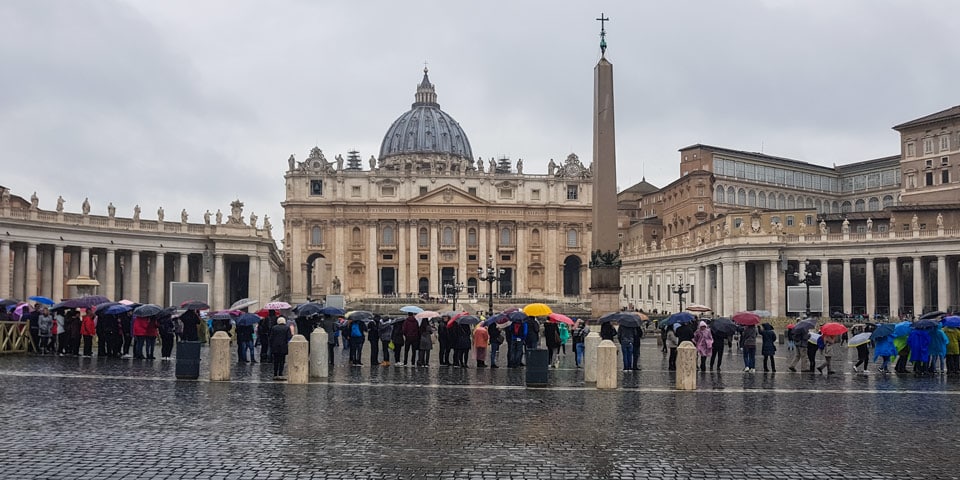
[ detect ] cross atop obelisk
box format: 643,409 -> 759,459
596,13 -> 609,55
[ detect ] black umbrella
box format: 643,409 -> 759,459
236,313 -> 261,327
180,300 -> 210,310
919,310 -> 945,320
133,304 -> 163,317
598,312 -> 642,327
62,295 -> 111,309
294,303 -> 326,317
0,299 -> 21,307
709,317 -> 738,336
913,319 -> 939,330
455,315 -> 481,325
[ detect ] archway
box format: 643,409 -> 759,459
306,253 -> 328,299
563,255 -> 582,296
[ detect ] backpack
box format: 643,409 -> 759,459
351,322 -> 362,338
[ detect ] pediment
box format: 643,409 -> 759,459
408,185 -> 488,206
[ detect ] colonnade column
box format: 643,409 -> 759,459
736,261 -> 747,313
715,264 -> 724,316
514,223 -> 525,295
0,241 -> 9,298
40,247 -> 53,297
67,249 -> 79,298
722,262 -> 734,316
842,259 -> 852,315
153,252 -> 165,306
25,243 -> 38,298
889,258 -> 900,319
769,259 -> 780,317
865,258 -> 875,318
12,246 -> 25,300
367,222 -> 378,295
398,221 -> 408,295
545,223 -> 558,296
213,253 -> 224,310
820,260 -> 830,316
248,254 -> 260,302
478,222 -> 488,296
52,246 -> 64,301
428,221 -> 439,297
696,266 -> 706,308
913,256 -> 924,315
179,253 -> 189,283
457,221 -> 467,286
130,251 -> 141,303
105,249 -> 116,300
408,221 -> 418,296
937,255 -> 948,312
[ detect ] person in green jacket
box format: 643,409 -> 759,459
558,322 -> 570,357
944,327 -> 960,375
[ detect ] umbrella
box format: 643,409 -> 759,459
662,311 -> 696,329
636,312 -> 649,321
102,304 -> 133,315
263,301 -> 291,310
93,301 -> 120,312
808,332 -> 821,344
415,311 -> 440,320
820,322 -> 848,336
794,319 -> 817,332
455,315 -> 481,325
919,310 -> 945,320
686,304 -> 711,313
345,310 -> 374,321
118,299 -> 136,306
62,295 -> 111,309
294,303 -> 325,317
547,312 -> 575,326
709,317 -> 738,336
913,319 -> 939,330
210,311 -> 236,321
133,304 -> 163,317
28,295 -> 55,306
180,300 -> 210,310
507,311 -> 528,322
750,310 -> 773,318
522,303 -> 552,317
942,316 -> 960,329
229,298 -> 259,310
732,311 -> 761,326
400,305 -> 424,314
598,312 -> 641,327
236,313 -> 261,327
870,323 -> 896,339
482,313 -> 508,327
892,321 -> 913,338
0,299 -> 20,307
12,303 -> 30,320
319,306 -> 346,316
847,332 -> 872,347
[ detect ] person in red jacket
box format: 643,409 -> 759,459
80,309 -> 97,357
132,316 -> 152,359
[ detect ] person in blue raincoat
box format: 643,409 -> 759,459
928,327 -> 948,374
908,328 -> 932,376
873,334 -> 898,373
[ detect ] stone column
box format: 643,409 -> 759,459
80,247 -> 90,277
309,329 -> 329,378
595,340 -> 618,390
429,221 -> 439,297
25,243 -> 38,298
153,252 -> 165,306
179,253 -> 189,283
209,331 -> 231,381
0,241 -> 9,298
676,341 -> 697,390
842,258 -> 852,315
67,248 -> 79,298
545,224 -> 559,296
937,256 -> 948,313
105,249 -> 116,300
334,220 -> 346,291
913,256 -> 924,315
584,331 -> 601,383
213,253 -> 224,310
398,221 -> 408,295
409,221 -> 418,296
736,261 -> 747,313
716,263 -> 724,317
458,221 -> 468,288
478,222 -> 488,295
704,265 -> 714,312
865,258 -> 875,319
130,251 -> 141,303
696,266 -> 706,308
12,245 -> 25,300
769,259 -> 780,317
248,254 -> 260,302
367,222 -> 378,295
52,245 -> 64,301
889,258 -> 900,319
722,262 -> 734,315
287,335 -> 309,384
40,247 -> 53,298
94,251 -> 106,293
821,260 -> 830,317
514,223 -> 526,295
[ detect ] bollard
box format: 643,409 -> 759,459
676,341 -> 697,390
584,331 -> 601,383
525,349 -> 549,387
310,329 -> 329,378
596,340 -> 618,390
288,334 -> 309,384
209,331 -> 231,382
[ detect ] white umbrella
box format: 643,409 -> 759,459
264,301 -> 292,310
847,332 -> 872,347
230,298 -> 258,310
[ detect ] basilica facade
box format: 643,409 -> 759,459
282,69 -> 595,304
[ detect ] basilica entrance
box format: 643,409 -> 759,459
380,267 -> 396,295
563,255 -> 581,296
306,253 -> 328,299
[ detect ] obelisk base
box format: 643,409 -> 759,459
591,287 -> 621,317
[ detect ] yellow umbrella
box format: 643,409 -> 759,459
523,303 -> 552,317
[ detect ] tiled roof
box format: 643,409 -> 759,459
892,105 -> 960,130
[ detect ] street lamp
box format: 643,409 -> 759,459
443,277 -> 466,312
793,259 -> 821,317
477,255 -> 505,315
669,274 -> 691,313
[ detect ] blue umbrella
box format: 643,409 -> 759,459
661,311 -> 696,329
294,303 -> 325,316
913,319 -> 939,330
482,313 -> 507,327
103,304 -> 133,315
507,311 -> 528,322
870,323 -> 896,340
942,316 -> 960,329
236,313 -> 261,327
400,305 -> 424,314
892,321 -> 913,338
28,296 -> 55,306
319,306 -> 346,316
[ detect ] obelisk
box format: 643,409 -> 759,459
589,13 -> 622,317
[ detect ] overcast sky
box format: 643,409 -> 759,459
3,1 -> 959,240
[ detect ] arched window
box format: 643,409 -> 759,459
832,201 -> 839,213
778,194 -> 786,209
854,199 -> 865,212
715,186 -> 725,203
841,201 -> 852,213
768,194 -> 777,209
816,199 -> 823,213
747,190 -> 756,207
442,226 -> 454,246
381,226 -> 394,245
310,226 -> 322,245
787,195 -> 795,209
467,228 -> 478,246
500,227 -> 512,246
531,228 -> 541,246
351,226 -> 362,245
566,229 -> 578,247
758,191 -> 767,208
737,188 -> 746,205
727,187 -> 736,204
805,197 -> 813,208
882,195 -> 894,208
868,197 -> 880,211
418,227 -> 429,247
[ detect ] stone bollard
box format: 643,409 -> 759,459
676,341 -> 697,391
287,335 -> 309,384
596,340 -> 619,390
209,331 -> 231,381
584,331 -> 601,383
310,329 -> 329,378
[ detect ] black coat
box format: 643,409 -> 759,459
544,323 -> 561,348
180,310 -> 200,341
269,323 -> 292,355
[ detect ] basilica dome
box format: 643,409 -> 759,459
379,69 -> 473,162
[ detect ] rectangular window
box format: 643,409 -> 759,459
468,254 -> 477,261
942,170 -> 950,184
856,225 -> 866,234
419,254 -> 428,260
906,142 -> 915,157
941,135 -> 950,152
733,217 -> 742,228
942,157 -> 950,166
867,173 -> 880,189
924,138 -> 934,154
926,159 -> 933,168
566,185 -> 578,200
351,186 -> 361,197
531,189 -> 541,200
419,186 -> 428,195
785,170 -> 794,187
310,180 -> 323,196
697,204 -> 704,212
697,186 -> 704,196
805,215 -> 813,225
926,172 -> 934,186
878,224 -> 887,233
468,187 -> 477,196
786,216 -> 794,226
382,254 -> 393,260
500,255 -> 511,262
744,163 -> 756,180
381,185 -> 395,196
499,188 -> 514,199
735,162 -> 745,178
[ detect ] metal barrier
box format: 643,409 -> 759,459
0,321 -> 35,354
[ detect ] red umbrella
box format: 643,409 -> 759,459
820,322 -> 848,336
732,311 -> 760,326
447,311 -> 470,328
548,312 -> 575,326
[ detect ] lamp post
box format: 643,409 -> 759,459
477,255 -> 505,315
793,259 -> 821,317
443,277 -> 466,312
669,274 -> 691,313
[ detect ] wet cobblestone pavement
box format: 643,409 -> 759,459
1,340 -> 958,479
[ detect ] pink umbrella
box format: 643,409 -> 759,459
12,303 -> 30,321
548,312 -> 575,326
